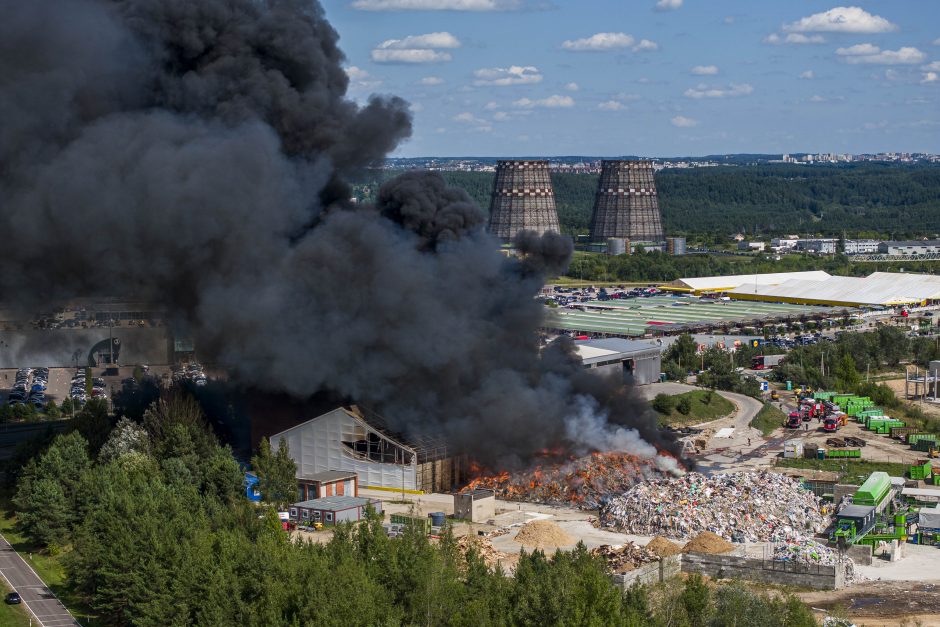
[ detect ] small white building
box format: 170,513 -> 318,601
844,240 -> 881,255
796,239 -> 838,254
737,241 -> 766,252
879,240 -> 940,255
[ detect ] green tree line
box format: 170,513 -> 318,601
355,164 -> 940,238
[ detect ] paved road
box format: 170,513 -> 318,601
0,535 -> 79,626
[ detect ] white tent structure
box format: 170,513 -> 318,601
727,271 -> 940,307
664,271 -> 832,294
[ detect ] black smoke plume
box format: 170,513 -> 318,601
0,0 -> 680,469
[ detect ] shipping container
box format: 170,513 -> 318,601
910,461 -> 933,481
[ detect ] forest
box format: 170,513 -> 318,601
3,385 -> 823,626
355,163 -> 940,238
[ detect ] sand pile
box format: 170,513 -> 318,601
682,531 -> 735,554
514,520 -> 575,548
646,536 -> 682,557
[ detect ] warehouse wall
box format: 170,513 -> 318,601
681,553 -> 844,590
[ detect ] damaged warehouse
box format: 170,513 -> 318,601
270,406 -> 458,493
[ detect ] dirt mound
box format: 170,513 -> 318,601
646,536 -> 682,557
682,531 -> 735,555
456,535 -> 507,569
514,520 -> 575,548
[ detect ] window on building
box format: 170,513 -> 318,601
313,511 -> 321,521
289,508 -> 297,519
325,512 -> 334,523
301,509 -> 310,520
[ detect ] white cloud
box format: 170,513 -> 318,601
345,66 -> 382,89
684,82 -> 753,99
800,70 -> 815,79
419,76 -> 444,85
564,82 -> 580,92
562,32 -> 634,51
473,65 -> 543,86
764,33 -> 826,45
353,0 -> 518,10
922,61 -> 940,72
934,38 -> 940,46
512,94 -> 575,108
492,111 -> 510,121
783,6 -> 898,34
671,115 -> 698,127
809,94 -> 845,103
483,101 -> 500,110
372,49 -> 451,63
836,44 -> 926,65
655,0 -> 682,11
452,112 -> 492,131
723,16 -> 735,25
633,39 -> 659,52
598,100 -> 625,111
923,72 -> 939,84
346,66 -> 370,80
691,65 -> 719,75
884,69 -> 900,81
372,32 -> 461,63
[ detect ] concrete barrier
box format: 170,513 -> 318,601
681,552 -> 845,590
611,555 -> 681,590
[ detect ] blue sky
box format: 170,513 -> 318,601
322,1 -> 940,157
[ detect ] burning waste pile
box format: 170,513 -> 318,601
599,471 -> 827,542
463,452 -> 676,509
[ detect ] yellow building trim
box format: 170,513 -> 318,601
726,292 -> 868,307
364,485 -> 424,495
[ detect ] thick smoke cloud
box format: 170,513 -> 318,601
0,0 -> 679,468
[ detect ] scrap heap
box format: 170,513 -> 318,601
772,538 -> 839,566
456,535 -> 508,569
599,471 -> 827,542
591,543 -> 659,574
462,452 -> 664,508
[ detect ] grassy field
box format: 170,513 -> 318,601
775,458 -> 911,485
0,495 -> 101,626
751,404 -> 786,436
0,579 -> 32,627
655,390 -> 735,427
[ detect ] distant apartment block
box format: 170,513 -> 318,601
844,239 -> 881,255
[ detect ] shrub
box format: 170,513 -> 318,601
677,396 -> 693,415
652,394 -> 676,415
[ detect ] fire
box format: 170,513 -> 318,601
461,451 -> 667,509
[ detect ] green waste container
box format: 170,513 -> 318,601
786,381 -> 793,391
817,448 -> 826,459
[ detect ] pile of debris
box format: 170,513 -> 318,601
682,531 -> 735,554
773,538 -> 839,566
646,536 -> 682,557
462,452 -> 664,508
456,535 -> 508,569
514,520 -> 575,548
590,543 -> 659,574
599,471 -> 826,542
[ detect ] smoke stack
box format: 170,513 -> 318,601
487,160 -> 561,240
589,160 -> 664,243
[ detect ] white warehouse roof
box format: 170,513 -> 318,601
666,271 -> 832,293
726,271 -> 940,307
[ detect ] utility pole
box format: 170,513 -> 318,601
108,305 -> 114,365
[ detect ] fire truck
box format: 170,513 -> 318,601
785,411 -> 803,429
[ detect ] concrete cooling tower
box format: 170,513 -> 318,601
486,160 -> 560,240
589,160 -> 664,243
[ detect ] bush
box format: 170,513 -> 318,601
677,396 -> 693,415
652,394 -> 676,415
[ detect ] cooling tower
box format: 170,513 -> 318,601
486,160 -> 560,240
589,160 -> 664,242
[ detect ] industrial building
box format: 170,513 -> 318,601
666,237 -> 686,256
288,495 -> 383,526
574,338 -> 662,385
664,271 -> 832,295
454,489 -> 496,522
844,240 -> 881,255
796,239 -> 838,254
589,160 -> 664,243
486,160 -> 560,240
725,271 -> 940,307
297,470 -> 358,502
879,240 -> 940,255
270,406 -> 457,494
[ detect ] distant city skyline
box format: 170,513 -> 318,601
323,1 -> 940,157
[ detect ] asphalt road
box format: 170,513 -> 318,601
0,535 -> 78,626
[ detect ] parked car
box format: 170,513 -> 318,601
5,591 -> 21,605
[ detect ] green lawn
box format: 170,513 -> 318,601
655,390 -> 735,427
0,496 -> 101,626
775,458 -> 912,485
751,404 -> 786,437
0,579 -> 32,627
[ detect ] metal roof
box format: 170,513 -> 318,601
727,271 -> 940,306
292,496 -> 377,511
837,504 -> 875,518
668,271 -> 832,292
299,470 -> 358,483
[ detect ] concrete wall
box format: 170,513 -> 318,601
0,328 -> 170,368
454,492 -> 496,522
611,555 -> 681,590
681,552 -> 844,590
846,543 -> 872,566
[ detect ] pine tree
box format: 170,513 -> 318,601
251,437 -> 297,507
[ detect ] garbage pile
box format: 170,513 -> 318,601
590,543 -> 659,574
456,535 -> 508,569
599,471 -> 827,542
462,452 -> 664,509
773,538 -> 839,566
